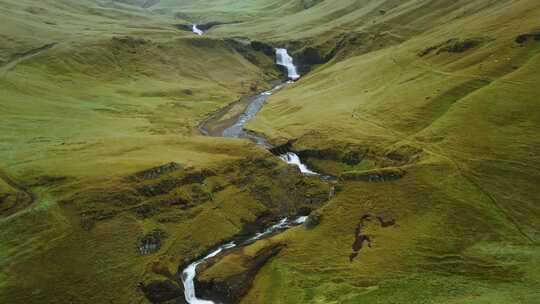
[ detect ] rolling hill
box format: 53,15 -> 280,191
1,0 -> 539,303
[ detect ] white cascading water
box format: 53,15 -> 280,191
245,218 -> 289,243
181,217 -> 307,304
182,242 -> 236,304
295,216 -> 309,224
279,152 -> 319,175
275,48 -> 300,80
273,51 -> 318,175
192,24 -> 204,36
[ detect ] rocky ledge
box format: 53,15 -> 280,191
340,167 -> 406,182
140,279 -> 186,303
194,241 -> 285,304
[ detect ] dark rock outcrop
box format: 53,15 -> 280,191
438,38 -> 482,53
136,169 -> 215,197
236,211 -> 280,239
140,279 -> 185,303
349,215 -> 372,262
384,144 -> 424,166
80,209 -> 117,231
296,148 -> 340,161
132,204 -> 160,219
196,243 -> 285,304
418,38 -> 484,57
139,229 -> 168,255
305,212 -> 321,229
130,162 -> 182,181
377,216 -> 396,228
173,24 -> 192,32
342,151 -> 363,166
181,169 -> 216,184
515,32 -> 540,44
349,214 -> 396,261
269,141 -> 294,155
250,41 -> 274,56
340,168 -> 405,182
297,147 -> 368,165
299,47 -> 326,65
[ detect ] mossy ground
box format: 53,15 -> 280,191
1,0 -> 540,303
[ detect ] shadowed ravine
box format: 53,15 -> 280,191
183,32 -> 321,303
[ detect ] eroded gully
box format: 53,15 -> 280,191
182,32 -> 322,304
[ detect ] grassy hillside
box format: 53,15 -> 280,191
1,0 -> 539,303
239,0 -> 540,303
0,1 -> 286,303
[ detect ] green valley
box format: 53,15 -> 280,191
1,1 -> 539,303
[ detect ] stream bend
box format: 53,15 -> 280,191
183,47 -> 317,304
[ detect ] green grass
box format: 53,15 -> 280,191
1,0 -> 540,303
233,1 -> 540,302
0,1 -> 283,302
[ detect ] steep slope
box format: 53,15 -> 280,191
234,0 -> 540,303
154,0 -> 540,302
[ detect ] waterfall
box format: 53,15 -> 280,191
279,152 -> 319,175
180,217 -> 307,304
182,242 -> 236,304
192,24 -> 204,36
275,48 -> 300,80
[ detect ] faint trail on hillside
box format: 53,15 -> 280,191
445,156 -> 536,244
0,43 -> 56,74
351,109 -> 536,244
351,101 -> 536,244
407,56 -> 538,244
415,60 -> 525,86
0,169 -> 37,217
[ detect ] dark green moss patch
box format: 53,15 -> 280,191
140,279 -> 185,303
139,228 -> 168,255
129,162 -> 182,181
515,32 -> 540,44
419,38 -> 485,57
340,167 -> 406,182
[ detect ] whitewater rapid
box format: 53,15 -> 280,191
220,82 -> 317,175
182,242 -> 235,304
279,152 -> 319,175
181,216 -> 308,303
192,24 -> 204,36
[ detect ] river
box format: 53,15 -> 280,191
182,41 -> 318,304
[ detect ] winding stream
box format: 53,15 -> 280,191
181,217 -> 308,303
182,47 -> 317,304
